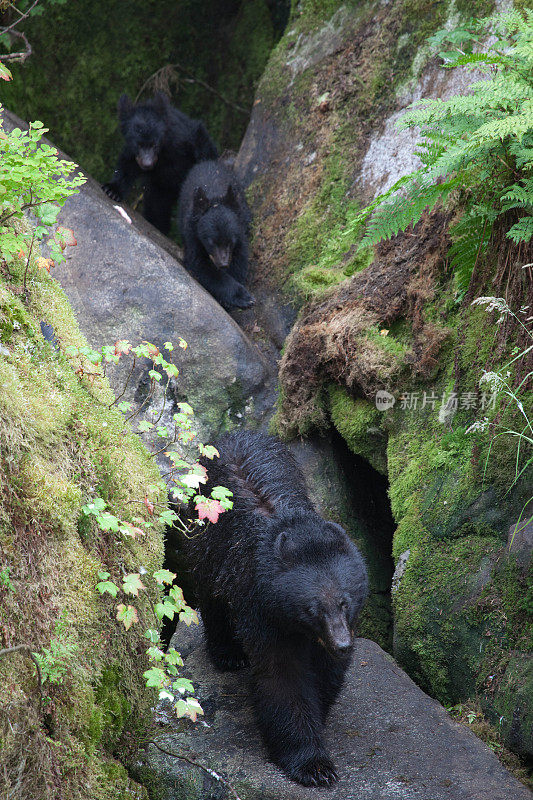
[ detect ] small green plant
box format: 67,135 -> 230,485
33,611 -> 78,687
0,567 -> 14,591
467,296 -> 532,535
72,336 -> 233,720
353,10 -> 533,296
0,104 -> 85,281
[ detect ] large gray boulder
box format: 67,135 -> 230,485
3,110 -> 269,441
140,623 -> 531,800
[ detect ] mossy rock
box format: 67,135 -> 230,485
0,229 -> 166,797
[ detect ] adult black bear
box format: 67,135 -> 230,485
183,431 -> 368,787
102,93 -> 218,235
178,160 -> 254,309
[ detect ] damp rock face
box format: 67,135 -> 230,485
140,623 -> 531,800
3,109 -> 269,442
233,0 -> 533,760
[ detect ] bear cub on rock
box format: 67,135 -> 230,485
102,93 -> 218,235
178,160 -> 254,309
183,431 -> 368,787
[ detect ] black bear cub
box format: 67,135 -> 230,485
183,431 -> 368,787
178,160 -> 254,309
102,93 -> 218,235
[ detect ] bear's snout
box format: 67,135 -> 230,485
210,245 -> 232,268
136,150 -> 158,170
323,611 -> 353,655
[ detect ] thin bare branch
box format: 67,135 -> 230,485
148,740 -> 243,800
0,644 -> 43,714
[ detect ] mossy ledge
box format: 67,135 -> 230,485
0,225 -> 166,798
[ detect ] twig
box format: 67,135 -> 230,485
125,377 -> 155,423
135,63 -> 249,115
0,29 -> 32,62
0,644 -> 43,715
148,740 -> 243,800
109,356 -> 136,408
22,228 -> 35,303
2,0 -> 41,36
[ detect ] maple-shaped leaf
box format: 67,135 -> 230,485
119,521 -> 144,538
143,666 -> 167,689
165,648 -> 184,667
178,429 -> 196,444
179,606 -> 199,627
96,580 -> 119,597
146,646 -> 165,662
55,226 -> 77,250
180,467 -> 207,490
198,444 -> 219,460
153,569 -> 177,586
116,604 -> 138,630
37,256 -> 54,273
175,697 -> 203,722
143,496 -> 155,515
114,339 -> 131,355
195,498 -> 225,524
122,573 -> 146,596
143,341 -> 160,358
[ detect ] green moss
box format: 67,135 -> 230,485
94,666 -> 132,750
327,385 -> 388,474
0,235 -> 165,796
2,0 -> 281,181
394,537 -> 497,702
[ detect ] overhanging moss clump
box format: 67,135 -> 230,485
0,237 -> 166,798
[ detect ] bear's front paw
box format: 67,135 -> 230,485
290,756 -> 338,787
102,183 -> 122,202
208,644 -> 248,672
231,285 -> 255,309
212,653 -> 248,671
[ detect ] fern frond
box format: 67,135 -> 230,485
506,216 -> 533,243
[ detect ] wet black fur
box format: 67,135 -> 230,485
102,93 -> 218,235
182,431 -> 368,787
178,160 -> 254,309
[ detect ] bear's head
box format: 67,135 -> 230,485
266,515 -> 368,657
193,185 -> 241,269
118,93 -> 169,171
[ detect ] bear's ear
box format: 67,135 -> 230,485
274,531 -> 296,566
118,94 -> 134,119
152,92 -> 170,116
223,184 -> 239,211
327,522 -> 350,551
193,186 -> 210,215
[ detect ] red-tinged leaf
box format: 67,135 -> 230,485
114,339 -> 132,355
116,604 -> 138,630
195,498 -> 225,524
153,569 -> 177,585
55,226 -> 77,249
144,496 -> 155,515
17,249 -> 25,259
37,256 -> 54,273
143,341 -> 160,358
119,521 -> 144,538
0,64 -> 12,81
